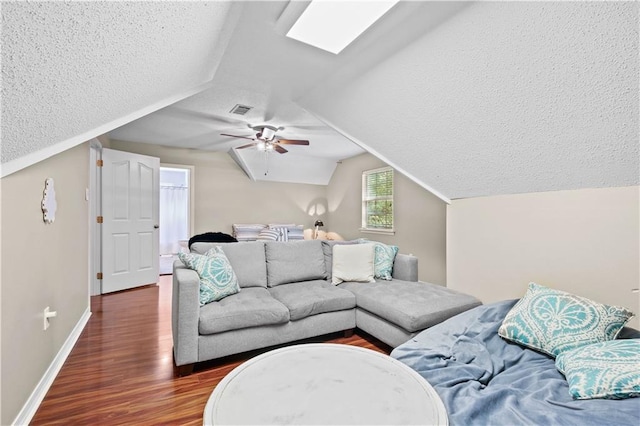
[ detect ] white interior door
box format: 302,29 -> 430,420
102,148 -> 160,293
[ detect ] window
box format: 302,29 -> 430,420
362,167 -> 394,233
286,0 -> 399,54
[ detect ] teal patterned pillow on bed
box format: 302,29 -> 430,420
498,283 -> 634,357
356,239 -> 398,280
555,339 -> 640,400
178,247 -> 240,305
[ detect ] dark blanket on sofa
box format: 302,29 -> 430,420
188,232 -> 237,249
391,300 -> 640,426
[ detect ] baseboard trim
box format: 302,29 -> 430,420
12,308 -> 92,426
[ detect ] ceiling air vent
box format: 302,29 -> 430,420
230,104 -> 253,115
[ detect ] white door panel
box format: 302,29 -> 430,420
102,148 -> 159,293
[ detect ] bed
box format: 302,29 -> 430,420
391,299 -> 640,426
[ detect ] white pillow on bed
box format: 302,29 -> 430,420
331,243 -> 375,285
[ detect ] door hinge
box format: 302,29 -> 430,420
96,216 -> 104,223
96,159 -> 103,167
96,272 -> 103,280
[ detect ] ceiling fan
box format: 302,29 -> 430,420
222,125 -> 310,154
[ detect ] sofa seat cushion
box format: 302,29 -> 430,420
199,287 -> 290,335
265,240 -> 326,287
268,280 -> 356,321
339,280 -> 481,333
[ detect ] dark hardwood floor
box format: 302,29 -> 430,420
31,276 -> 391,425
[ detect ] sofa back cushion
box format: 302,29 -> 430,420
265,240 -> 326,287
190,242 -> 222,255
191,241 -> 267,288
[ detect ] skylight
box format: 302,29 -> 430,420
286,0 -> 399,54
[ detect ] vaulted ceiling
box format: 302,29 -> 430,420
2,1 -> 638,199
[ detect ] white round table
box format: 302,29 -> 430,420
203,343 -> 448,425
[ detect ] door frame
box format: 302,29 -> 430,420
160,163 -> 196,240
88,139 -> 102,296
89,158 -> 195,295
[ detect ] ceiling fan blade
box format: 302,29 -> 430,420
236,143 -> 257,149
274,144 -> 288,154
221,133 -> 256,141
277,139 -> 310,145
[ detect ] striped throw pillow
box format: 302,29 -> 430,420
257,228 -> 279,241
271,227 -> 289,242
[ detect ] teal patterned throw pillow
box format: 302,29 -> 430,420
356,239 -> 398,280
373,242 -> 398,280
178,247 -> 240,305
556,339 -> 640,400
498,283 -> 634,357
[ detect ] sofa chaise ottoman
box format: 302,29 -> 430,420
172,240 -> 480,373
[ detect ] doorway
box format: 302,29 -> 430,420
159,165 -> 194,275
90,144 -> 163,295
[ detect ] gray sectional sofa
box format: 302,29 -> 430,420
172,239 -> 480,373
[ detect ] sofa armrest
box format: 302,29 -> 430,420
392,254 -> 418,282
172,261 -> 200,366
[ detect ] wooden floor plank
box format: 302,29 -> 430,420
31,276 -> 391,424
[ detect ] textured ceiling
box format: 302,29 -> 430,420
2,1 -> 638,198
107,1 -> 467,185
1,1 -> 234,164
299,1 -> 639,199
108,0 -> 383,185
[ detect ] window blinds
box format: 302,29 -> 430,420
362,167 -> 394,230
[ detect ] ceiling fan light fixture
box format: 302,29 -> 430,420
224,126 -> 309,155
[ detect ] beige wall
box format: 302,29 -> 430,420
108,140 -> 328,234
327,153 -> 447,285
447,186 -> 640,328
1,143 -> 90,424
110,143 -> 448,285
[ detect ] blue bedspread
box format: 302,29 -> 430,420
391,300 -> 640,426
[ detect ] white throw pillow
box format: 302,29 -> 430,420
331,243 -> 375,285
